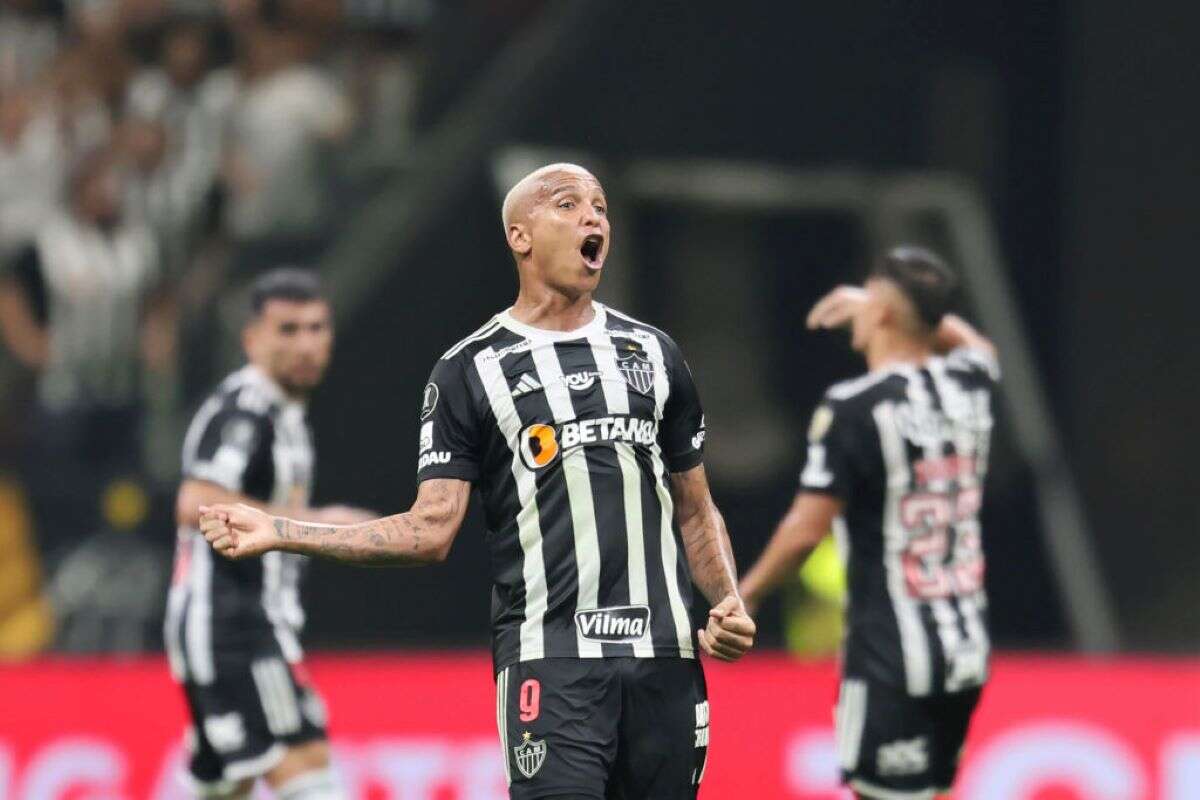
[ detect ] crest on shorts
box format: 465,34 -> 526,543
513,731 -> 547,778
614,338 -> 655,395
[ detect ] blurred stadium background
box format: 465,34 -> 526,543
0,0 -> 1195,797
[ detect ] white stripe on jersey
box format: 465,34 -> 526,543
926,360 -> 991,687
903,370 -> 967,693
590,332 -> 656,658
496,667 -> 512,786
184,535 -> 215,684
873,402 -> 933,696
531,343 -> 604,658
164,556 -> 188,680
475,346 -> 548,661
836,678 -> 868,770
443,318 -> 502,360
639,332 -> 695,657
252,658 -> 301,735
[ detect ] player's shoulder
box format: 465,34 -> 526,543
824,368 -> 908,409
942,346 -> 1001,383
601,304 -> 681,354
438,314 -> 511,363
205,366 -> 284,422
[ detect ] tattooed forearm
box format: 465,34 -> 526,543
272,479 -> 466,566
671,467 -> 740,607
679,504 -> 740,606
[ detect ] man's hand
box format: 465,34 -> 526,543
200,503 -> 280,560
698,594 -> 756,662
806,285 -> 866,330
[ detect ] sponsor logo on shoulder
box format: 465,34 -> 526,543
419,421 -> 434,453
513,731 -> 547,778
691,414 -> 707,451
574,605 -> 651,643
420,383 -> 439,420
418,451 -> 451,470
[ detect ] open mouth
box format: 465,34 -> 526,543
580,234 -> 604,268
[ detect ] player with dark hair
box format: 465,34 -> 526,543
198,163 -> 756,799
165,268 -> 373,799
739,246 -> 999,800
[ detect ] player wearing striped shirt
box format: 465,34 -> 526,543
200,163 -> 756,799
740,246 -> 998,800
167,269 -> 373,799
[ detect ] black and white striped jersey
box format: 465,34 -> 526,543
418,303 -> 707,672
165,365 -> 315,685
800,348 -> 999,697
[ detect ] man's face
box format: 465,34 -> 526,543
244,300 -> 333,397
851,278 -> 890,352
523,171 -> 610,297
165,27 -> 208,87
79,160 -> 124,227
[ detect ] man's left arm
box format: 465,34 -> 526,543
659,337 -> 754,661
670,465 -> 755,661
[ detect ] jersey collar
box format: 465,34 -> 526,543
496,301 -> 608,343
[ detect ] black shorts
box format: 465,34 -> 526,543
496,657 -> 709,800
178,649 -> 328,793
835,677 -> 982,799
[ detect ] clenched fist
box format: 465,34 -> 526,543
698,594 -> 756,662
199,503 -> 280,559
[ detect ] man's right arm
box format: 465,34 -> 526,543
199,477 -> 471,566
0,248 -> 48,369
934,314 -> 996,360
176,479 -> 374,528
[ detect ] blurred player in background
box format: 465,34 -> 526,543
199,163 -> 756,799
739,246 -> 998,800
165,269 -> 373,799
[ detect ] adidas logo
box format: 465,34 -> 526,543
511,373 -> 543,398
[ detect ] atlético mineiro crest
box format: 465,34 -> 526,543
615,338 -> 655,395
514,731 -> 547,778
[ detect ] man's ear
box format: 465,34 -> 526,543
242,321 -> 257,359
507,223 -> 531,257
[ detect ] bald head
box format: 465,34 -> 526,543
501,162 -> 600,229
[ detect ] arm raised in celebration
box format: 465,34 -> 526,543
199,478 -> 471,566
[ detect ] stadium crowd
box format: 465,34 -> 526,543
0,0 -> 426,656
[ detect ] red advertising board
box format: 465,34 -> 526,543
1,654 -> 1197,798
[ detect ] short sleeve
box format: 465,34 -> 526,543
660,339 -> 706,473
799,399 -> 861,499
185,408 -> 272,492
416,355 -> 481,483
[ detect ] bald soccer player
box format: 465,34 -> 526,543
200,164 -> 756,799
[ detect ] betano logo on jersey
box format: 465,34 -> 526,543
518,416 -> 659,470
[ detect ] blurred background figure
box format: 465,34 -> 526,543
0,146 -> 170,565
221,16 -> 351,275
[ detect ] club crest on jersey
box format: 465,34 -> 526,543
614,339 -> 655,395
575,605 -> 651,642
513,732 -> 547,779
